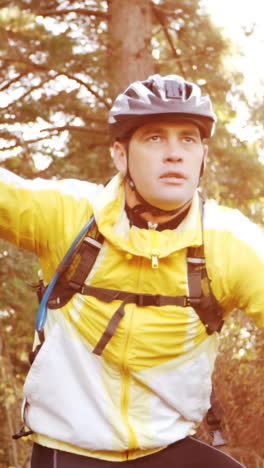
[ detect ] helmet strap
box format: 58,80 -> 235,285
124,172 -> 191,217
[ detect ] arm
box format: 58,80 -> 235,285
227,215 -> 264,330
205,203 -> 264,330
0,168 -> 102,257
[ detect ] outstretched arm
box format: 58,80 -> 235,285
0,168 -> 100,257
205,204 -> 264,331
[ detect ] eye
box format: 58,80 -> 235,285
148,134 -> 162,142
183,136 -> 196,143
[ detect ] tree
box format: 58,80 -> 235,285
107,0 -> 154,98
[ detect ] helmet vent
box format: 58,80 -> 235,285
185,84 -> 193,99
165,80 -> 183,99
125,88 -> 140,99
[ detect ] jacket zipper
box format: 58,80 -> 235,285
148,222 -> 160,268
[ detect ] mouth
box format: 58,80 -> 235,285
159,171 -> 186,182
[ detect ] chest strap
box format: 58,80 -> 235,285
81,249 -> 223,355
46,243 -> 223,356
81,285 -> 194,355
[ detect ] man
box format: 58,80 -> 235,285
0,74 -> 263,467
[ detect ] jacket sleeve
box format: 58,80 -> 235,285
0,168 -> 101,257
206,205 -> 264,331
231,215 -> 264,330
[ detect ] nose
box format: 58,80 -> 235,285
163,137 -> 183,162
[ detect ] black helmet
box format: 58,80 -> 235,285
109,74 -> 216,140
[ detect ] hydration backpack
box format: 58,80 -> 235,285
34,215 -> 224,355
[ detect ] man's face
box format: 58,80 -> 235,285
113,121 -> 208,212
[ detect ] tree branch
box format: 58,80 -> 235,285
0,72 -> 28,92
0,136 -> 50,151
1,57 -> 111,109
1,56 -> 51,72
32,8 -> 109,20
151,3 -> 185,75
40,125 -> 107,135
0,126 -> 108,152
1,74 -> 59,112
61,72 -> 111,109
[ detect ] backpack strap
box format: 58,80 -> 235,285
187,244 -> 224,334
186,195 -> 223,334
46,223 -> 104,309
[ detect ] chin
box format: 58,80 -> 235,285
153,202 -> 184,211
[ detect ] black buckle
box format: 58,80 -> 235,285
137,294 -> 161,307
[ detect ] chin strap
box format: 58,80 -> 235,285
125,173 -> 191,217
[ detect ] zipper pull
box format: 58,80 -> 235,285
148,221 -> 158,230
151,249 -> 159,268
148,222 -> 159,268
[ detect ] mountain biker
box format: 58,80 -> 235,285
0,74 -> 263,468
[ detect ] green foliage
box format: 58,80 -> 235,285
196,310 -> 264,467
0,239 -> 37,467
214,311 -> 264,467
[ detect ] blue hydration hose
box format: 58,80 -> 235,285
36,216 -> 95,331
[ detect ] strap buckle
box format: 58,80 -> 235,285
184,296 -> 190,307
184,296 -> 201,307
137,294 -> 161,307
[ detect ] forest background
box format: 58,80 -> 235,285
0,1 -> 263,467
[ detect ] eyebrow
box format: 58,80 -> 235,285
138,127 -> 165,137
139,126 -> 201,138
179,129 -> 201,137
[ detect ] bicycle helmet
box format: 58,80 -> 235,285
109,74 -> 216,140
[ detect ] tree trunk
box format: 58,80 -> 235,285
107,0 -> 155,99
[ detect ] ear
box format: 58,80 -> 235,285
202,144 -> 208,169
200,144 -> 208,178
112,141 -> 128,175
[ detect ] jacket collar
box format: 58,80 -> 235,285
92,174 -> 203,258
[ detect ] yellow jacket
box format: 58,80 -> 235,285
0,169 -> 263,461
